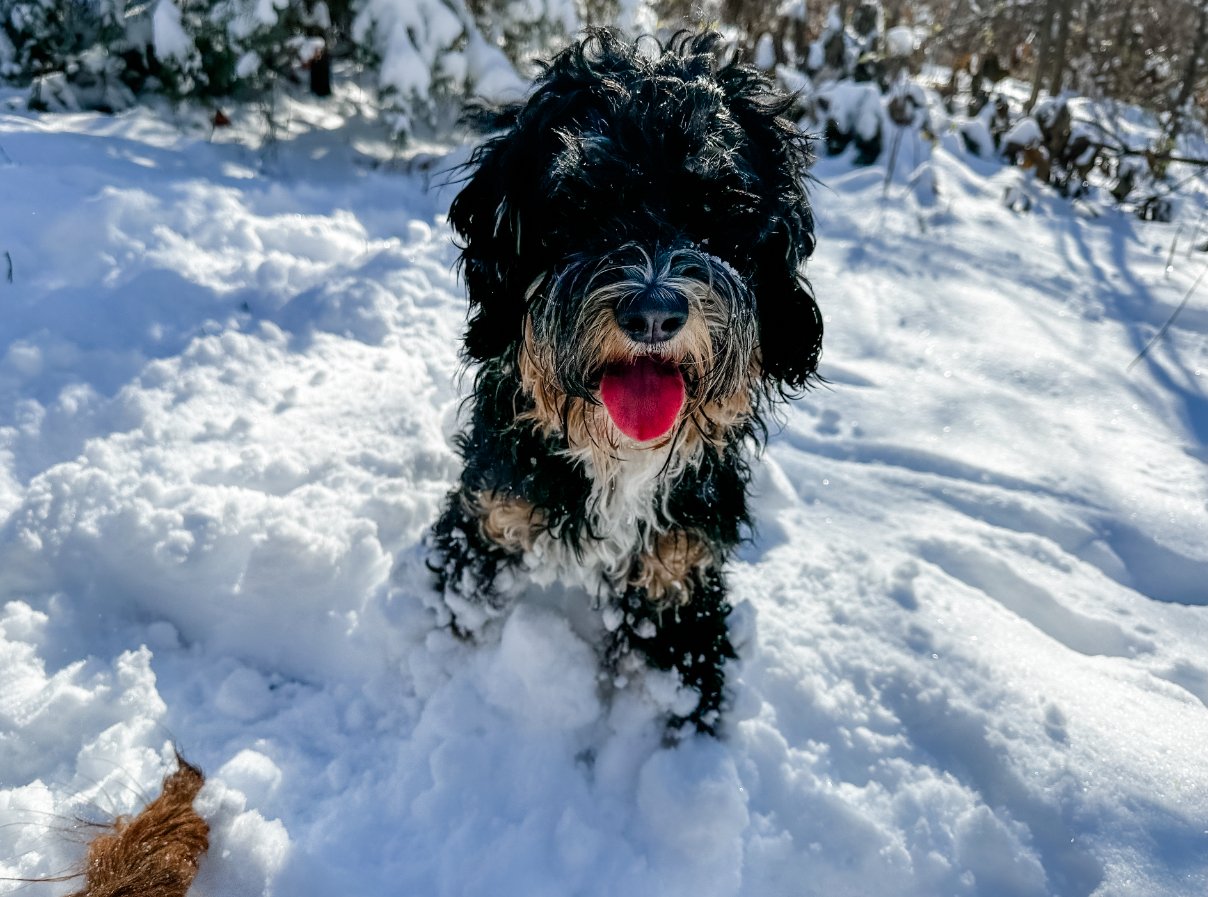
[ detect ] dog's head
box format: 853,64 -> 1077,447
450,30 -> 821,451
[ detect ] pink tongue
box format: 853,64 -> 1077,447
599,357 -> 685,442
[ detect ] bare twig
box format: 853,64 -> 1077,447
1077,100 -> 1131,151
1109,145 -> 1208,168
1187,202 -> 1208,257
1128,260 -> 1208,371
883,125 -> 904,196
1166,224 -> 1183,276
1068,117 -> 1208,168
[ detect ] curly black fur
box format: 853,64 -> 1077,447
429,29 -> 822,734
605,566 -> 737,733
451,30 -> 821,389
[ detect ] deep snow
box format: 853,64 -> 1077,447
1,90 -> 1207,897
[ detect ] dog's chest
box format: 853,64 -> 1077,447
524,442 -> 679,591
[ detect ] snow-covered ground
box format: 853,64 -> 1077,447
1,91 -> 1206,897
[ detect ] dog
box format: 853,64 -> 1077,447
49,31 -> 821,895
428,29 -> 822,734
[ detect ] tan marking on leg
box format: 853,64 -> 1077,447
630,530 -> 713,607
467,490 -> 544,554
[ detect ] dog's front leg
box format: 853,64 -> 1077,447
426,489 -> 539,636
605,531 -> 736,734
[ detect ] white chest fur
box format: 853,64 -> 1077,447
520,437 -> 687,594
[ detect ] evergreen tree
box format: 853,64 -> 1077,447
149,0 -> 331,101
353,0 -> 524,137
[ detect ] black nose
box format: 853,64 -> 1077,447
615,286 -> 689,344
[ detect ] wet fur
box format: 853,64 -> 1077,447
66,756 -> 208,897
429,29 -> 822,733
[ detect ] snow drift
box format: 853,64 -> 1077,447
0,93 -> 1207,896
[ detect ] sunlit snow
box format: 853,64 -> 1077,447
1,88 -> 1207,897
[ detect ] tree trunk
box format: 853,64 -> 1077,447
1167,0 -> 1208,145
1027,0 -> 1059,112
1048,0 -> 1073,97
1112,2 -> 1133,98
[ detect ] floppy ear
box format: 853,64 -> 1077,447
757,270 -> 823,391
448,119 -> 530,363
712,62 -> 823,392
752,220 -> 824,392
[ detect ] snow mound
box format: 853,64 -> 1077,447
484,606 -> 602,729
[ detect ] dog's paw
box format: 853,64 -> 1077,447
602,585 -> 735,735
425,496 -> 524,637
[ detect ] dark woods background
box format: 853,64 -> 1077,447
3,0 -> 1205,218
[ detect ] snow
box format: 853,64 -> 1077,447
1004,115 -> 1043,147
152,0 -> 196,68
356,0 -> 524,109
357,0 -> 464,96
1,88 -> 1208,897
885,25 -> 916,58
462,28 -> 527,104
254,0 -> 287,27
615,0 -> 657,34
817,80 -> 882,141
957,117 -> 994,158
754,33 -> 776,71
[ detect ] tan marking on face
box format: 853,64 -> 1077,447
517,269 -> 760,486
518,317 -> 573,438
518,315 -> 616,455
467,490 -> 545,554
629,529 -> 714,607
674,386 -> 757,458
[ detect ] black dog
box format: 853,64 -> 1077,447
429,30 -> 822,734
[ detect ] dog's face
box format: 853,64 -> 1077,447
450,31 -> 821,452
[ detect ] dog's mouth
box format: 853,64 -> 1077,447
598,355 -> 685,442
